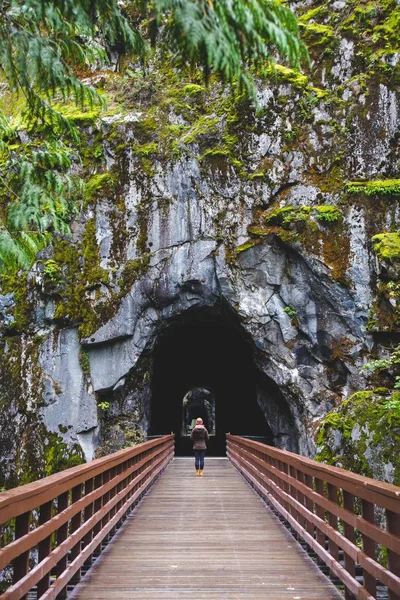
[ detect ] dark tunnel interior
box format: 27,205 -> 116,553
149,307 -> 274,455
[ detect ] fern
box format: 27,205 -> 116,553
362,345 -> 400,391
0,120 -> 81,271
0,1 -> 145,130
149,0 -> 309,100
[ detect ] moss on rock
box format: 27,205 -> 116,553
372,232 -> 400,260
84,172 -> 116,204
346,179 -> 400,196
315,390 -> 400,484
244,204 -> 350,284
235,239 -> 259,254
300,23 -> 336,49
1,271 -> 32,333
53,218 -> 109,338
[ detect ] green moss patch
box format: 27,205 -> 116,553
182,84 -> 205,96
133,141 -> 158,157
316,390 -> 400,485
314,205 -> 342,222
84,172 -> 116,204
235,240 -> 259,254
260,64 -> 309,89
263,205 -> 342,226
119,255 -> 150,295
372,232 -> 400,260
298,6 -> 329,23
300,23 -> 335,48
53,218 -> 109,338
346,179 -> 400,196
53,103 -> 102,125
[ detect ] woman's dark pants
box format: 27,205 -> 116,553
194,449 -> 206,470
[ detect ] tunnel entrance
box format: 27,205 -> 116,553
149,306 -> 274,455
181,388 -> 216,436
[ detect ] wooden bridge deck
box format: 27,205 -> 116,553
70,457 -> 343,600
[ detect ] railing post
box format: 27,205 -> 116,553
327,484 -> 339,562
70,484 -> 83,583
37,501 -> 53,597
108,466 -> 118,537
343,491 -> 356,600
83,478 -> 94,567
262,453 -> 271,495
115,462 -> 124,528
304,474 -> 314,536
281,462 -> 290,512
13,511 -> 30,600
289,465 -> 299,523
101,469 -> 111,543
314,479 -> 326,558
296,470 -> 306,531
361,499 -> 377,597
387,509 -> 400,600
93,473 -> 104,558
56,491 -> 69,600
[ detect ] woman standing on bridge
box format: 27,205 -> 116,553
191,417 -> 209,476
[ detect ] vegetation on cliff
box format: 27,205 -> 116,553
0,0 -> 307,272
316,390 -> 400,485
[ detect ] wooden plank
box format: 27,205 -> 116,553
69,458 -> 342,600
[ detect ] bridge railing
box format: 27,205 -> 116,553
0,434 -> 174,600
227,434 -> 400,600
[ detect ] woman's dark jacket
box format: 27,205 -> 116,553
190,425 -> 209,449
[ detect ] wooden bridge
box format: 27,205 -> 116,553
0,436 -> 399,600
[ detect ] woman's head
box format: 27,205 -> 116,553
196,417 -> 203,425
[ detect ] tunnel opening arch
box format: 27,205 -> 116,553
148,301 -> 296,456
181,387 -> 216,436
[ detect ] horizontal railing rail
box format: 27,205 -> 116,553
0,434 -> 174,600
227,434 -> 400,600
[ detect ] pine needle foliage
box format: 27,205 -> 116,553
149,0 -> 309,100
0,118 -> 81,272
0,0 -> 142,271
0,0 -> 144,132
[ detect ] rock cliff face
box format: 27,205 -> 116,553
1,0 -> 400,487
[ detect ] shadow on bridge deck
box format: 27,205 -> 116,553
69,458 -> 342,600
